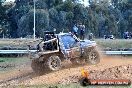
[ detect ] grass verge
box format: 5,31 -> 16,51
0,39 -> 132,50
95,39 -> 132,50
5,83 -> 132,88
0,57 -> 29,63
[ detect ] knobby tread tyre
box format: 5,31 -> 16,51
84,47 -> 100,65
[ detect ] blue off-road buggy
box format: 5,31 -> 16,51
30,31 -> 100,74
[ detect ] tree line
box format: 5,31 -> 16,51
0,0 -> 131,38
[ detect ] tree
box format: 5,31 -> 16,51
45,0 -> 63,9
4,0 -> 132,38
0,0 -> 14,38
17,9 -> 49,37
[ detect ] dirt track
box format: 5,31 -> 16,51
0,56 -> 132,86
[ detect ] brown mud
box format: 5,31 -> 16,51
0,56 -> 132,86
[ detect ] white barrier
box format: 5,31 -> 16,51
0,50 -> 37,54
102,51 -> 132,55
0,50 -> 132,55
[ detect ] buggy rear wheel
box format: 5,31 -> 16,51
84,48 -> 100,65
47,55 -> 62,71
31,53 -> 63,75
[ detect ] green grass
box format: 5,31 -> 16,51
127,55 -> 132,58
6,84 -> 132,88
0,57 -> 29,72
0,38 -> 37,49
95,39 -> 132,49
0,57 -> 29,63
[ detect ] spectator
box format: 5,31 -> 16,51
89,33 -> 93,40
72,24 -> 78,37
129,32 -> 132,39
124,31 -> 129,39
80,25 -> 85,40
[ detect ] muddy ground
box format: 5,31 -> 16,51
0,56 -> 132,87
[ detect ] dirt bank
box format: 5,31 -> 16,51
0,56 -> 132,86
22,56 -> 132,85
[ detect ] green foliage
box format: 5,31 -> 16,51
0,0 -> 131,38
45,0 -> 63,9
66,11 -> 74,20
62,0 -> 74,12
35,0 -> 48,9
0,0 -> 14,38
17,9 -> 49,37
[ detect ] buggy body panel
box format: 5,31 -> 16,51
30,32 -> 97,60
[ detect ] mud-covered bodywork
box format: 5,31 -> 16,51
57,33 -> 97,59
31,32 -> 98,60
80,40 -> 96,48
30,32 -> 100,74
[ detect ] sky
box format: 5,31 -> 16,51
80,0 -> 90,6
5,0 -> 15,2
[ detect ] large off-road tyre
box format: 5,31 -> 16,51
84,48 -> 100,65
31,53 -> 63,75
46,55 -> 62,71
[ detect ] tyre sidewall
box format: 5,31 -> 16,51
47,55 -> 62,71
84,48 -> 100,65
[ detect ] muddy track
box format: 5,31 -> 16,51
0,72 -> 33,85
0,56 -> 132,86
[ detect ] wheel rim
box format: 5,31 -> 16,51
49,56 -> 61,70
89,50 -> 98,63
